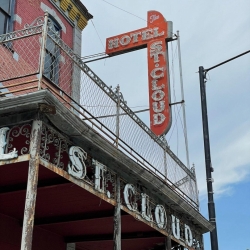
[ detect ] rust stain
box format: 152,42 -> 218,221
0,154 -> 30,165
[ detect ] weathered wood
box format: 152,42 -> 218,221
165,236 -> 172,250
67,243 -> 75,250
113,175 -> 121,250
21,120 -> 42,250
165,214 -> 172,250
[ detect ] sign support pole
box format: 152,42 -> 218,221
177,30 -> 190,169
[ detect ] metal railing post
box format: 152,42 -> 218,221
115,85 -> 120,148
38,12 -> 49,90
163,137 -> 168,180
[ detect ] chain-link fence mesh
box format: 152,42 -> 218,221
47,26 -> 199,207
0,23 -> 42,97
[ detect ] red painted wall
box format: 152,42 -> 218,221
0,213 -> 66,250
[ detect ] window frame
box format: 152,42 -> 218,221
43,16 -> 61,85
0,0 -> 15,35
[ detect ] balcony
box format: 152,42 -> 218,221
0,14 -> 199,209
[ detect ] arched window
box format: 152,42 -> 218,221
44,16 -> 61,85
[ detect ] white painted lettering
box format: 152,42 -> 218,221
155,205 -> 167,229
153,27 -> 165,38
185,224 -> 193,247
141,193 -> 153,221
130,31 -> 141,43
93,159 -> 106,193
153,113 -> 166,125
171,215 -> 180,239
153,101 -> 165,113
152,89 -> 165,101
150,15 -> 159,23
152,79 -> 165,91
150,67 -> 164,79
68,146 -> 87,179
124,184 -> 137,211
120,35 -> 131,46
0,127 -> 18,160
142,28 -> 153,40
108,38 -> 119,49
150,41 -> 165,63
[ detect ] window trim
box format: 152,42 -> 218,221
43,16 -> 62,85
0,0 -> 15,35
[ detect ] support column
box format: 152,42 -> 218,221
67,243 -> 76,250
21,120 -> 42,250
165,236 -> 172,250
165,214 -> 172,250
113,175 -> 121,250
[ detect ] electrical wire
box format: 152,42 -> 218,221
100,0 -> 175,36
101,0 -> 146,22
90,19 -> 105,51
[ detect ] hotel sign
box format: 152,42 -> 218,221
106,11 -> 173,136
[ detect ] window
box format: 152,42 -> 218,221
44,17 -> 61,85
0,0 -> 14,35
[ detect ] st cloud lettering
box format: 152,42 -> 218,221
67,146 -> 196,247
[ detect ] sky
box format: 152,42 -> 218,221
81,1 -> 250,249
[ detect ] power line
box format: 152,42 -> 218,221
101,0 -> 146,22
100,0 -> 175,35
90,20 -> 105,50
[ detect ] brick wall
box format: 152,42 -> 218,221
0,0 -> 77,99
14,0 -> 73,48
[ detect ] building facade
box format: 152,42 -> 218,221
0,1 -> 213,249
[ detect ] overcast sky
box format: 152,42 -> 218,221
81,1 -> 250,249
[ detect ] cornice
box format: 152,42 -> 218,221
51,0 -> 93,30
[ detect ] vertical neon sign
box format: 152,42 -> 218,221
106,11 -> 172,135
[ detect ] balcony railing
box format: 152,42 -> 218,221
0,13 -> 199,209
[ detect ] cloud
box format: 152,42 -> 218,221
197,121 -> 250,198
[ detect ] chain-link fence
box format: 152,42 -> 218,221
0,15 -> 199,208
0,18 -> 43,97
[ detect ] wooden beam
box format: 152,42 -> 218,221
65,231 -> 163,243
0,178 -> 70,195
35,210 -> 127,226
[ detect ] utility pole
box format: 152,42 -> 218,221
199,67 -> 218,250
198,49 -> 250,250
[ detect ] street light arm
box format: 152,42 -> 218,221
205,49 -> 250,72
